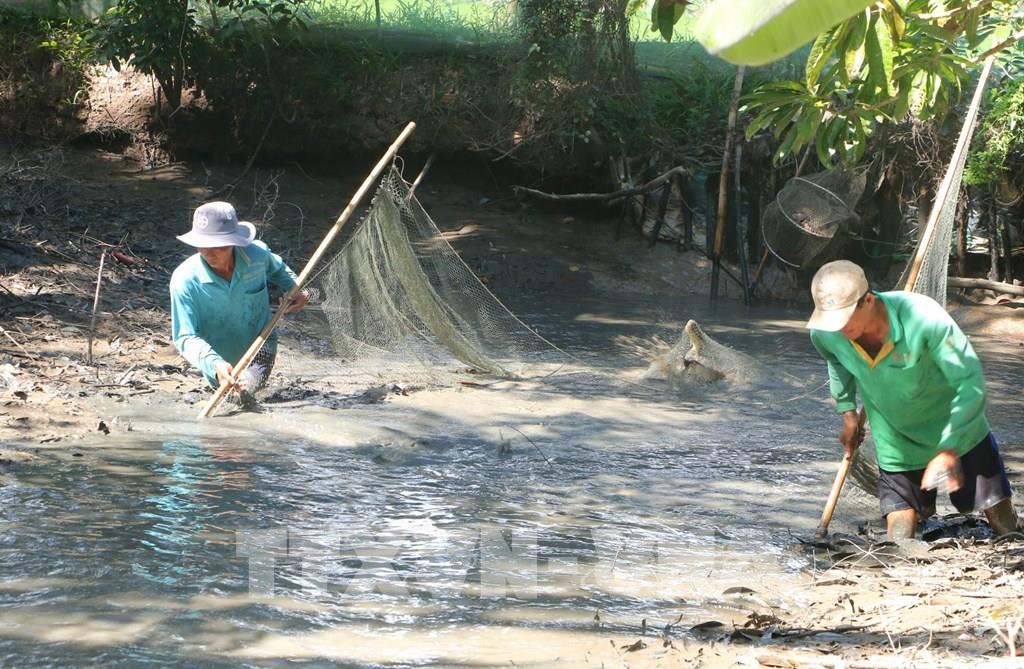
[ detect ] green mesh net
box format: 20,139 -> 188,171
288,167 -> 570,386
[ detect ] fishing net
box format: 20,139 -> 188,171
761,169 -> 867,269
284,167 -> 570,388
897,63 -> 995,306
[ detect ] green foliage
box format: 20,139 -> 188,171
641,0 -> 1023,168
304,0 -> 514,37
516,0 -> 580,76
63,0 -> 307,109
646,58 -> 744,139
649,0 -> 689,42
740,0 -> 1021,167
504,1 -> 648,168
0,6 -> 92,112
87,0 -> 200,108
964,78 -> 1024,186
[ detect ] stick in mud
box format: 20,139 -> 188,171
87,250 -> 107,366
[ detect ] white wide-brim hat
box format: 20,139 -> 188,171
177,201 -> 256,248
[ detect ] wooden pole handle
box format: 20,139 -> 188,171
815,455 -> 852,541
814,407 -> 867,540
198,121 -> 417,419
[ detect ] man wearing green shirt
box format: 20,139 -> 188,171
170,201 -> 308,401
807,260 -> 1018,539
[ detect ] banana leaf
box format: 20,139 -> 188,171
695,0 -> 877,66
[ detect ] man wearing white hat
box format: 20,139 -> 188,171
170,201 -> 308,401
807,259 -> 1018,539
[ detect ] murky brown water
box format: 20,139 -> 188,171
2,297 -> 1023,667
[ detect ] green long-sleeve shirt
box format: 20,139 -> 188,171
810,291 -> 989,472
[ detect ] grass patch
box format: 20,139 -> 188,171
302,1 -> 699,45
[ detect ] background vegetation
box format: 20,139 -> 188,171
1,0 -> 1022,281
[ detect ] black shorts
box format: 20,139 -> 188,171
877,433 -> 1012,518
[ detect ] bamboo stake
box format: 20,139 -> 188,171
750,248 -> 771,292
199,121 -> 417,419
734,143 -> 751,305
87,250 -> 107,365
406,153 -> 435,202
711,65 -> 745,300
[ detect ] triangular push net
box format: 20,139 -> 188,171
285,167 -> 571,387
835,57 -> 997,523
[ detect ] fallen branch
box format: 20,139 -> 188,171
948,276 -> 1024,297
513,166 -> 688,205
0,327 -> 37,361
808,657 -> 1024,669
0,347 -> 37,360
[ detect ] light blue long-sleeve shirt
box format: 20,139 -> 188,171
170,241 -> 298,386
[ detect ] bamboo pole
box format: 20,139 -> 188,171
734,143 -> 751,305
948,276 -> 1024,297
199,121 -> 417,419
956,190 -> 967,278
711,65 -> 745,300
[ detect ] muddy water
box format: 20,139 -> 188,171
2,297 -> 1023,667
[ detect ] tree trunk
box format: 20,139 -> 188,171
988,195 -> 1000,282
915,183 -> 933,238
873,167 -> 904,277
746,165 -> 761,262
955,186 -> 968,278
206,0 -> 220,28
578,0 -> 602,84
159,0 -> 190,111
612,0 -> 638,95
1000,207 -> 1014,284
